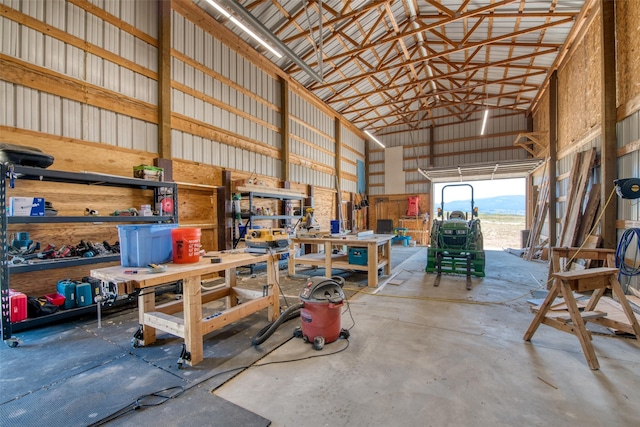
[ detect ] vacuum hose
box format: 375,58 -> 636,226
252,302 -> 304,346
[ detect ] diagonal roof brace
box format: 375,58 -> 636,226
214,0 -> 323,83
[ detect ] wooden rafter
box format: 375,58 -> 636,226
211,0 -> 588,132
514,131 -> 549,156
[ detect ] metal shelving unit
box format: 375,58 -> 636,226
1,164 -> 178,345
232,191 -> 304,249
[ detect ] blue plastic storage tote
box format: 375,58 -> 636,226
117,224 -> 178,267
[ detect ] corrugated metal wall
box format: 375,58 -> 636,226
340,125 -> 365,194
617,110 -> 640,290
367,109 -> 527,196
617,111 -> 640,222
2,0 -> 351,190
0,0 -> 159,150
288,91 -> 334,188
171,10 -> 281,173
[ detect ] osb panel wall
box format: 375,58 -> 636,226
533,90 -> 550,155
314,187 -> 337,230
616,0 -> 640,115
557,16 -> 602,152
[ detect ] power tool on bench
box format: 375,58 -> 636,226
245,228 -> 290,250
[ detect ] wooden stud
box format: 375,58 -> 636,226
158,0 -> 172,159
600,0 -> 617,250
139,289 -> 157,346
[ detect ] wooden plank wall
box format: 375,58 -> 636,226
369,194 -> 430,234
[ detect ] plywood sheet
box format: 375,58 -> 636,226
616,1 -> 640,112
557,16 -> 601,151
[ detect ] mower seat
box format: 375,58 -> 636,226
449,210 -> 465,220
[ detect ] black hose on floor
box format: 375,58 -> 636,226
252,303 -> 304,346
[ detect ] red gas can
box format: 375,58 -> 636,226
9,289 -> 27,323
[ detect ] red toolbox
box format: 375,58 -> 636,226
9,289 -> 27,322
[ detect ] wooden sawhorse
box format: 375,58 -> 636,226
524,248 -> 640,370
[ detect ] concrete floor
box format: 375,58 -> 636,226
2,247 -> 639,426
215,248 -> 640,427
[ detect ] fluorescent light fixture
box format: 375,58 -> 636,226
417,168 -> 430,180
365,130 -> 385,148
205,0 -> 282,58
480,108 -> 489,135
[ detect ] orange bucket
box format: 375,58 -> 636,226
171,228 -> 201,263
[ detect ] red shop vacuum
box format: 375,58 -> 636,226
294,276 -> 350,350
252,276 -> 350,350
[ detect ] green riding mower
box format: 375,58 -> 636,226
426,184 -> 485,289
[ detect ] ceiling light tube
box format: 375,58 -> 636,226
205,0 -> 282,58
480,108 -> 489,136
417,168 -> 430,180
365,130 -> 385,148
213,0 -> 323,83
228,16 -> 282,58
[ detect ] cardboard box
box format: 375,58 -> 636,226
9,197 -> 45,216
133,165 -> 163,181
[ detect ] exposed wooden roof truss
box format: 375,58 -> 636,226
198,0 -> 591,134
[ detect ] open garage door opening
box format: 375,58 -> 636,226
433,178 -> 526,250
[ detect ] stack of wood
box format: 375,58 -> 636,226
524,148 -> 601,260
524,168 -> 549,260
558,148 -> 600,248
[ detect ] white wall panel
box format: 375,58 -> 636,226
100,109 -> 117,146
0,16 -> 19,56
171,129 -> 183,158
40,93 -> 62,135
83,104 -> 101,142
15,86 -> 38,131
44,0 -> 66,30
135,0 -> 156,37
44,36 -> 66,74
102,0 -> 120,18
618,110 -> 640,148
116,114 -> 132,149
21,0 -> 44,20
0,81 -> 14,126
19,27 -> 43,65
172,88 -> 183,115
66,3 -> 85,39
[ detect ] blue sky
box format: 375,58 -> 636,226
433,178 -> 525,203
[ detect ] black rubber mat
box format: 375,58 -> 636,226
0,302 -> 291,426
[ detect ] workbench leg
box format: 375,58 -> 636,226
288,244 -> 296,276
226,267 -> 237,308
609,276 -> 640,340
367,242 -> 377,287
325,241 -> 333,278
562,281 -> 599,370
183,275 -> 203,366
383,240 -> 392,276
266,254 -> 279,321
523,280 -> 560,341
138,289 -> 156,346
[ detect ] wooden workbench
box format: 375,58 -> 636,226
90,251 -> 279,367
288,234 -> 393,287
